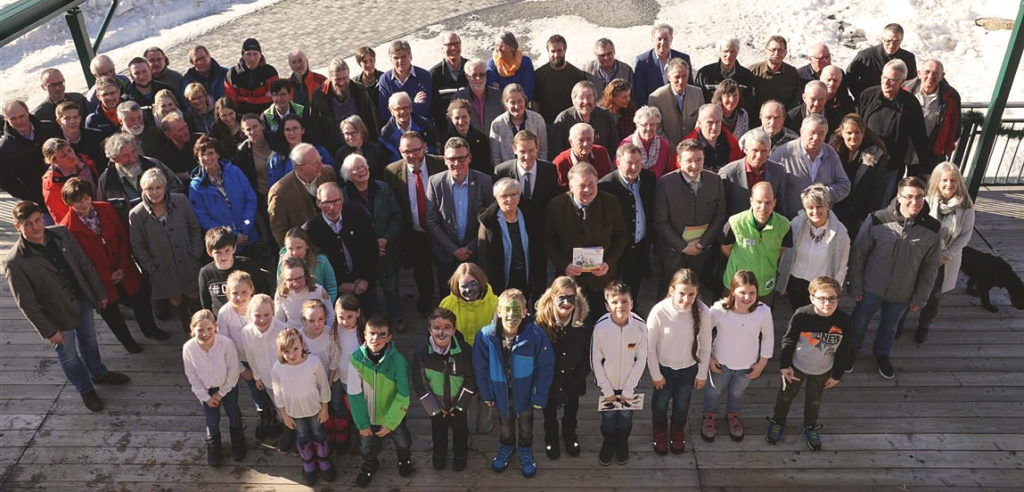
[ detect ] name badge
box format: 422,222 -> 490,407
742,238 -> 756,247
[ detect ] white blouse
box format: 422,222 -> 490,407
272,355 -> 331,419
242,319 -> 287,398
303,328 -> 341,382
709,302 -> 774,370
182,334 -> 240,403
216,303 -> 248,369
274,285 -> 331,330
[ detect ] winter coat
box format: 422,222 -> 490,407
831,144 -> 889,235
346,341 -> 410,431
309,80 -> 380,152
59,201 -> 143,303
128,193 -> 203,300
902,78 -> 962,166
225,56 -> 279,115
182,59 -> 229,101
342,179 -> 402,282
477,200 -> 547,299
473,320 -> 554,417
776,209 -> 850,293
925,196 -> 975,293
41,158 -> 99,222
440,284 -> 499,347
541,317 -> 591,400
411,336 -> 477,416
96,157 -> 185,226
266,144 -> 334,189
188,160 -> 259,246
0,117 -> 61,205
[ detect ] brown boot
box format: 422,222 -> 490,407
652,423 -> 668,455
670,422 -> 686,454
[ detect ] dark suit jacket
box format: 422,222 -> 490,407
598,169 -> 655,275
309,80 -> 380,152
452,86 -> 504,134
718,158 -> 788,216
267,166 -> 337,245
301,203 -> 377,284
632,48 -> 693,105
653,169 -> 727,255
425,169 -> 493,260
543,191 -> 628,292
383,155 -> 446,234
493,158 -> 564,212
785,103 -> 842,138
477,199 -> 546,297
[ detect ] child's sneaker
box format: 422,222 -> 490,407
518,446 -> 537,478
727,413 -> 744,441
876,355 -> 896,379
491,443 -> 515,472
802,424 -> 823,451
765,417 -> 785,444
700,412 -> 717,442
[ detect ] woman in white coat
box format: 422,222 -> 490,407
776,183 -> 850,311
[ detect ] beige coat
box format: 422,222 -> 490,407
647,83 -> 704,148
267,166 -> 337,245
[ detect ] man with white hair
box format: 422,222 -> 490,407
797,43 -> 833,86
901,59 -> 961,176
633,23 -> 693,104
683,104 -> 743,172
430,31 -> 469,127
857,59 -> 931,200
379,92 -> 439,163
648,58 -> 704,147
769,114 -> 851,218
582,38 -> 634,95
551,80 -> 618,156
85,54 -> 130,112
785,80 -> 841,137
847,23 -> 918,102
695,37 -> 756,112
451,59 -> 504,133
116,101 -> 162,157
268,143 -> 338,244
33,68 -> 88,123
820,65 -> 855,116
96,132 -> 184,223
552,123 -> 613,187
378,39 -> 433,122
309,57 -> 379,151
719,129 -> 788,215
287,50 -> 326,107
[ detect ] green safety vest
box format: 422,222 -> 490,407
723,210 -> 790,296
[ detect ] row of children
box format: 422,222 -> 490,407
182,265 -> 852,487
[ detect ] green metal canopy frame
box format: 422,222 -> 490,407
0,0 -> 120,87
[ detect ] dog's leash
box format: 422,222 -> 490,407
972,226 -> 997,253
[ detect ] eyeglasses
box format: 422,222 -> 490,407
469,72 -> 487,79
899,193 -> 924,202
810,54 -> 832,61
812,295 -> 838,303
318,198 -> 342,207
285,276 -> 306,283
445,154 -> 470,163
44,80 -> 65,88
400,146 -> 424,156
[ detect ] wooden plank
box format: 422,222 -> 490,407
696,450 -> 1023,469
697,468 -> 1024,488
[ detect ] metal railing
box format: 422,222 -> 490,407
954,102 -> 1024,186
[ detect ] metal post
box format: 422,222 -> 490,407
966,1 -> 1024,199
64,6 -> 95,87
91,0 -> 119,54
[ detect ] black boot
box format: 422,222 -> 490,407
277,426 -> 295,453
176,301 -> 193,333
544,427 -> 560,460
229,426 -> 247,461
254,410 -> 269,440
564,428 -> 581,457
598,430 -> 614,466
614,429 -> 630,465
206,434 -> 222,467
397,448 -> 414,477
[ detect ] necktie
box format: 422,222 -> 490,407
413,167 -> 428,230
523,172 -> 532,199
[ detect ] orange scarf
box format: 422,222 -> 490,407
101,104 -> 120,125
493,49 -> 523,78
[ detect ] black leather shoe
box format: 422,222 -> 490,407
564,435 -> 581,457
81,390 -> 104,411
92,371 -> 130,385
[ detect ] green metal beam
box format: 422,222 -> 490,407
65,6 -> 94,87
91,0 -> 118,54
966,1 -> 1024,199
0,0 -> 87,47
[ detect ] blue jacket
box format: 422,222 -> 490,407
266,144 -> 335,189
486,56 -> 535,100
84,107 -> 118,138
472,320 -> 554,418
378,66 -> 433,122
379,115 -> 438,164
182,59 -> 229,101
632,48 -> 692,105
188,160 -> 259,246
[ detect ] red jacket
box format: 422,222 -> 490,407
552,145 -> 613,188
290,70 -> 327,107
903,78 -> 961,159
225,56 -> 279,114
41,155 -> 98,223
59,201 -> 143,302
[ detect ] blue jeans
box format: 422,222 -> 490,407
651,364 -> 698,427
55,298 -> 109,393
359,421 -> 412,464
241,362 -> 275,412
703,367 -> 753,414
201,386 -> 242,437
329,380 -> 348,417
293,415 -> 328,445
850,291 -> 909,357
600,409 -> 634,434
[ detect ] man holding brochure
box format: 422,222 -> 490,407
544,162 -> 627,324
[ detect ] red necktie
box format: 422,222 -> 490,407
413,167 -> 428,230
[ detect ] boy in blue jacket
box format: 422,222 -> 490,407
472,288 -> 554,478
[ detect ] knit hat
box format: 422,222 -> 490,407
242,38 -> 262,53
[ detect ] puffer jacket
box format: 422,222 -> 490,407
188,160 -> 259,246
472,320 -> 554,418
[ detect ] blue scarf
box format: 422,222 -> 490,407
497,208 -> 529,284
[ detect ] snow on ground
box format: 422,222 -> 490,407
0,0 -> 284,104
1,0 -> 1019,108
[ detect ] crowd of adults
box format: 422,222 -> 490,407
1,19 -> 975,479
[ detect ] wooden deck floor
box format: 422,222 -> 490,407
1,187 -> 1022,491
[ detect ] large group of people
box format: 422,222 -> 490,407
2,19 -> 975,487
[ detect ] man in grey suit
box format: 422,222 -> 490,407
719,130 -> 788,215
581,38 -> 634,96
426,136 -> 493,296
653,139 -> 728,296
451,59 -> 504,133
493,130 -> 563,212
647,58 -> 704,148
770,114 -> 851,218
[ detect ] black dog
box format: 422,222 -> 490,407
960,246 -> 1024,312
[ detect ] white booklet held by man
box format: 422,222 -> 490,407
572,247 -> 604,272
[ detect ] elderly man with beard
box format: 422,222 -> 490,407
770,114 -> 851,218
117,101 -> 163,157
96,133 -> 183,224
582,38 -> 634,96
430,32 -> 470,129
551,81 -> 618,157
452,60 -> 504,134
786,80 -> 841,137
683,104 -> 742,173
534,35 -> 589,124
902,59 -> 961,177
33,68 -> 88,123
552,123 -> 613,187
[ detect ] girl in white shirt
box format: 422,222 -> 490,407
329,294 -> 363,454
217,271 -> 282,442
646,268 -> 712,456
242,293 -> 288,450
182,310 -> 243,467
701,270 -> 774,443
275,257 -> 331,330
272,328 -> 334,485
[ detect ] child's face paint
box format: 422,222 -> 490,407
429,319 -> 456,349
364,326 -> 391,352
458,276 -> 481,301
501,299 -> 525,330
